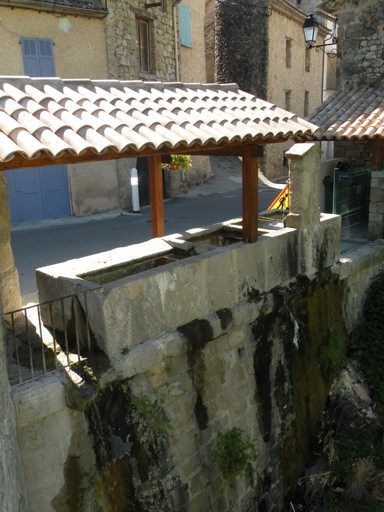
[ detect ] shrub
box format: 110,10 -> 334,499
212,427 -> 257,479
351,270 -> 384,401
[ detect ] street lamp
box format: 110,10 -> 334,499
303,14 -> 319,47
303,12 -> 338,49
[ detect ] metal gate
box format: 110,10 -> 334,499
333,166 -> 371,252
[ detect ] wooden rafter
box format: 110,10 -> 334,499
0,139 -> 269,243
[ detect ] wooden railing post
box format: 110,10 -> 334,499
149,155 -> 165,238
242,146 -> 261,243
373,137 -> 384,171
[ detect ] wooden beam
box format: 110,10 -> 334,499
372,137 -> 384,171
149,154 -> 164,238
242,147 -> 258,243
0,139 -> 282,172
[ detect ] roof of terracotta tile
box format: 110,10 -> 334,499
3,0 -> 106,12
304,87 -> 384,140
0,77 -> 319,167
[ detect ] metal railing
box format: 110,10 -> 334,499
1,289 -> 100,386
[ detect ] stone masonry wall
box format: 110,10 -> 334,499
333,139 -> 372,168
0,301 -> 28,511
103,0 -> 177,81
336,0 -> 384,90
368,170 -> 384,240
13,240 -> 384,512
215,0 -> 269,100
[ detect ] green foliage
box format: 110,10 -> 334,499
121,365 -> 175,445
351,270 -> 384,401
319,329 -> 346,371
164,365 -> 174,377
331,433 -> 384,486
212,427 -> 257,479
161,154 -> 192,171
131,393 -> 173,436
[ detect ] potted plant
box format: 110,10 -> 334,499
162,154 -> 192,172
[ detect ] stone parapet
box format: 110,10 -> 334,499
36,213 -> 340,358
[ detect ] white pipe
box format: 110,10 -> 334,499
130,168 -> 140,213
173,1 -> 180,81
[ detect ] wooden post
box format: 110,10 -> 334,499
372,138 -> 384,171
242,147 -> 259,243
149,155 -> 164,238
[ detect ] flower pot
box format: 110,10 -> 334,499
169,163 -> 180,171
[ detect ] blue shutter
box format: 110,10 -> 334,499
179,4 -> 192,47
38,39 -> 56,77
20,38 -> 40,77
20,37 -> 56,77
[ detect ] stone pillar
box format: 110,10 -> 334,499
368,169 -> 384,240
0,173 -> 22,313
285,143 -> 323,273
0,297 -> 29,511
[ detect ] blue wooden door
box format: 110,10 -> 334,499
6,37 -> 71,224
6,166 -> 71,224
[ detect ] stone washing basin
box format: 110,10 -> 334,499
36,214 -> 340,358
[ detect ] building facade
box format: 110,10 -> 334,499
212,0 -> 326,179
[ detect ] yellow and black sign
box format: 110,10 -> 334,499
267,184 -> 289,210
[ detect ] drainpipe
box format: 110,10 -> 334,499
173,0 -> 182,81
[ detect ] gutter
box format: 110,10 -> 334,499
0,0 -> 109,18
173,0 -> 182,81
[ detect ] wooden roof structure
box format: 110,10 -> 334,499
0,77 -> 320,242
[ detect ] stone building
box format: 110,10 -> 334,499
103,0 -> 211,204
213,0 -> 327,179
0,0 -> 117,223
304,0 -> 384,239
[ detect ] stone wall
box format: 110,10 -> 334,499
334,0 -> 384,90
333,139 -> 372,168
103,0 -> 177,81
0,300 -> 28,511
215,0 -> 269,100
368,170 -> 384,240
13,236 -> 384,512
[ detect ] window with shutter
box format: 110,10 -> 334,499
136,18 -> 151,72
179,4 -> 192,47
20,37 -> 56,77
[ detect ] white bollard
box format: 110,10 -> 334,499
130,167 -> 140,214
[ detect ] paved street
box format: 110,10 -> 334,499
10,158 -> 284,304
